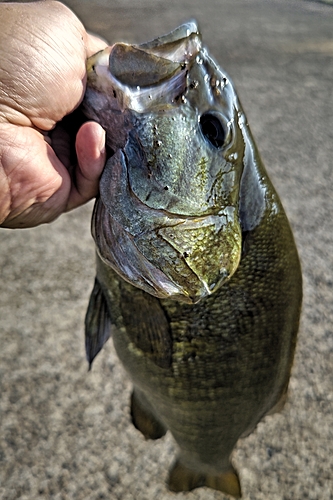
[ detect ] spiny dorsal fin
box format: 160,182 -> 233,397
85,279 -> 112,369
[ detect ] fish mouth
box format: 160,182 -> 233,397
92,147 -> 242,304
86,22 -> 202,115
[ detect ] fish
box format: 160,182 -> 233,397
82,22 -> 302,498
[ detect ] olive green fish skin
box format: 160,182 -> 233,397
93,176 -> 301,476
83,22 -> 302,496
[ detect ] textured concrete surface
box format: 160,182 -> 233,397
1,0 -> 333,499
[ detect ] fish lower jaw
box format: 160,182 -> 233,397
156,271 -> 229,304
171,259 -> 233,303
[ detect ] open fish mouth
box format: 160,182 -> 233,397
86,21 -> 202,115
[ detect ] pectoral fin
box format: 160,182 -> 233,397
119,282 -> 172,369
168,459 -> 241,498
85,278 -> 112,369
266,388 -> 288,416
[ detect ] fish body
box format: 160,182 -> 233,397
83,22 -> 302,497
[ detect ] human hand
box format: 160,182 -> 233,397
0,1 -> 108,228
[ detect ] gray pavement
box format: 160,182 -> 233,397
1,0 -> 333,499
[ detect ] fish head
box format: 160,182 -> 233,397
83,22 -> 265,304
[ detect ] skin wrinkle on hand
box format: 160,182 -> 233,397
0,17 -> 86,130
0,125 -> 64,225
0,143 -> 66,227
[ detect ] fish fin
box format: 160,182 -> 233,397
238,121 -> 266,233
85,278 -> 112,369
130,389 -> 166,440
241,388 -> 289,440
205,467 -> 241,498
266,388 -> 288,416
119,282 -> 172,369
168,459 -> 241,498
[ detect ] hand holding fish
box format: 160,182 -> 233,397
0,0 -> 107,228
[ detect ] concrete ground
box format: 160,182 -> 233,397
0,0 -> 333,499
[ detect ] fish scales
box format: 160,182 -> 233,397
83,21 -> 302,498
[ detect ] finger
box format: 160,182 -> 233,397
66,121 -> 106,211
85,32 -> 109,58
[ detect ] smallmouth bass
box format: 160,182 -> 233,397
83,22 -> 302,497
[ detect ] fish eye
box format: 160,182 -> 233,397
199,113 -> 226,148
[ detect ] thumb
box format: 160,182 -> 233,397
66,121 -> 106,212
